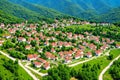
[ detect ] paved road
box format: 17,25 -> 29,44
69,50 -> 111,67
0,51 -> 39,80
68,56 -> 97,67
0,51 -> 15,61
99,55 -> 120,80
25,63 -> 48,77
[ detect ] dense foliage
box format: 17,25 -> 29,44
109,58 -> 120,80
0,10 -> 23,24
23,0 -> 120,22
43,63 -> 101,80
43,64 -> 71,80
72,63 -> 101,80
2,59 -> 31,80
0,0 -> 70,24
56,25 -> 120,41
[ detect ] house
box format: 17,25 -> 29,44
67,50 -> 73,56
51,48 -> 56,53
37,58 -> 46,63
44,41 -> 49,46
43,62 -> 50,70
76,50 -> 84,54
25,45 -> 31,50
58,41 -> 63,48
88,43 -> 97,50
26,32 -> 31,37
73,48 -> 77,53
0,39 -> 4,46
27,38 -> 34,44
45,52 -> 56,60
86,52 -> 92,58
3,34 -> 11,39
0,42 -> 3,46
64,56 -> 72,63
9,29 -> 16,34
33,61 -> 42,68
116,44 -> 120,48
58,52 -> 64,59
27,54 -> 39,61
51,42 -> 57,47
75,53 -> 83,59
95,50 -> 102,56
18,37 -> 26,42
38,48 -> 43,53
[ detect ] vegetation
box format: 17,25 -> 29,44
0,54 -> 32,80
57,24 -> 120,41
43,64 -> 71,80
0,10 -> 23,24
22,0 -> 120,23
42,49 -> 120,80
0,0 -> 71,24
104,51 -> 120,80
71,49 -> 120,80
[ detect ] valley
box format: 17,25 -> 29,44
0,0 -> 120,80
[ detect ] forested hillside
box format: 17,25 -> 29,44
24,0 -> 120,22
0,10 -> 23,24
0,0 -> 67,23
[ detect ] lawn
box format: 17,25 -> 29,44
0,54 -> 33,80
72,49 -> 120,79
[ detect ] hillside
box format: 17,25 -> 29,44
100,7 -> 120,23
25,0 -> 120,22
0,0 -> 66,23
0,10 -> 23,24
9,0 -> 65,18
91,7 -> 120,23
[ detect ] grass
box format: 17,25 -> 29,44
0,54 -> 33,80
103,71 -> 113,80
72,49 -> 120,79
39,69 -> 48,73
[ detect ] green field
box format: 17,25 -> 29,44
0,53 -> 33,80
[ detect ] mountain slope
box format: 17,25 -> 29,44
0,10 -> 23,24
100,7 -> 120,23
0,0 -> 41,21
9,0 -> 65,18
0,0 -> 66,23
26,0 -> 120,22
26,0 -> 114,14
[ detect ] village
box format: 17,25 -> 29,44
0,19 -> 118,73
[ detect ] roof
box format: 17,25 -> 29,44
33,61 -> 41,66
27,54 -> 38,59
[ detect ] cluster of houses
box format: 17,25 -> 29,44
27,54 -> 50,70
0,19 -> 116,70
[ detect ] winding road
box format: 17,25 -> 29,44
99,54 -> 120,80
0,51 -> 39,80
